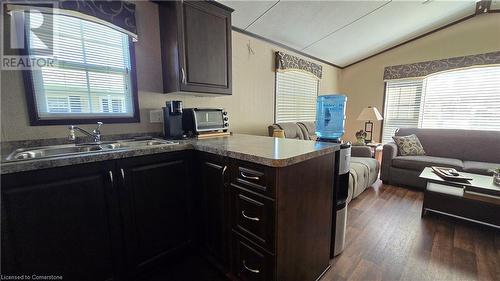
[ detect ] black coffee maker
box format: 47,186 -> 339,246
163,101 -> 184,139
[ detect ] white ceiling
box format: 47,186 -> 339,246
219,0 -> 480,67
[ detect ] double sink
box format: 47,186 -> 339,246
5,139 -> 178,162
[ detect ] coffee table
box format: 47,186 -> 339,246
419,167 -> 500,228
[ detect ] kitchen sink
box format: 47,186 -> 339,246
5,138 -> 178,162
104,139 -> 175,149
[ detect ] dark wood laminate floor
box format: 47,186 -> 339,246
321,182 -> 500,281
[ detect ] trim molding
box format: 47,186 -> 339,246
383,51 -> 500,80
232,26 -> 343,69
275,51 -> 323,79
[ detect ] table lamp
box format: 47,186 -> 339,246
357,106 -> 383,144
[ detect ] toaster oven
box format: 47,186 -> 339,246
182,108 -> 229,135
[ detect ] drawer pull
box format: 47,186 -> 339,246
108,171 -> 114,184
241,210 -> 260,221
240,172 -> 259,180
243,260 -> 260,274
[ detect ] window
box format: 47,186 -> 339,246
382,80 -> 423,143
47,96 -> 82,113
100,96 -> 125,113
275,71 -> 319,123
382,66 -> 500,143
25,12 -> 138,125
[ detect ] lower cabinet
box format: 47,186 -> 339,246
198,152 -> 229,270
231,232 -> 275,281
118,151 -> 192,278
228,155 -> 334,281
200,153 -> 335,281
1,161 -> 121,281
1,151 -> 192,281
1,150 -> 334,281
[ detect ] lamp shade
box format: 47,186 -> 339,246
357,106 -> 383,121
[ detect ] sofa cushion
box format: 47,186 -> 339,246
352,157 -> 379,186
275,123 -> 305,139
348,157 -> 380,201
392,156 -> 463,171
396,128 -> 500,163
297,122 -> 316,140
463,161 -> 498,176
392,134 -> 426,156
349,162 -> 369,199
351,145 -> 372,158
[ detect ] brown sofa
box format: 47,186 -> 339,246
268,122 -> 379,203
381,128 -> 500,189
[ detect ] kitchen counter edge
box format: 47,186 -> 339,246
1,136 -> 339,174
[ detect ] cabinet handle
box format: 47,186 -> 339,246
222,165 -> 227,179
120,168 -> 125,180
240,172 -> 259,181
108,171 -> 114,184
181,67 -> 186,84
242,260 -> 260,274
241,210 -> 260,222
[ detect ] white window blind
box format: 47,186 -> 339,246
27,13 -> 134,119
382,80 -> 423,143
382,66 -> 500,143
419,66 -> 500,131
275,71 -> 319,123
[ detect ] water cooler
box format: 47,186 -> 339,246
315,95 -> 351,257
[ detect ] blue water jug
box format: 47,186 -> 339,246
316,95 -> 347,140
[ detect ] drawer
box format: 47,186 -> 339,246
230,186 -> 275,251
230,159 -> 276,198
231,232 -> 275,281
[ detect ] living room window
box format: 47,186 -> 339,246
275,70 -> 319,123
23,12 -> 139,125
382,66 -> 500,143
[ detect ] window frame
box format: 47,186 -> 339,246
21,16 -> 140,126
273,70 -> 320,123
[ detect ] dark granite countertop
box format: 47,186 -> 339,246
1,134 -> 339,174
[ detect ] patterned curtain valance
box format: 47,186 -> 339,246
275,51 -> 322,79
384,51 -> 500,80
6,0 -> 138,41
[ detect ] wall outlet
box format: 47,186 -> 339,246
149,109 -> 163,123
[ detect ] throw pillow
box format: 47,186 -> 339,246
392,134 -> 426,156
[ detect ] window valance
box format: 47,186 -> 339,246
6,0 -> 138,41
383,51 -> 500,80
275,51 -> 322,80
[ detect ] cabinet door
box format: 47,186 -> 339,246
1,162 -> 121,281
178,1 -> 232,94
198,152 -> 229,269
118,152 -> 191,276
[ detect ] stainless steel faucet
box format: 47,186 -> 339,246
68,122 -> 103,143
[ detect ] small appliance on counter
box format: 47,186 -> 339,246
163,100 -> 184,139
182,108 -> 229,138
315,94 -> 351,257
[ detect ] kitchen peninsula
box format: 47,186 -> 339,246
1,134 -> 339,281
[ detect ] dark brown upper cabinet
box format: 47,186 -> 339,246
159,1 -> 233,95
